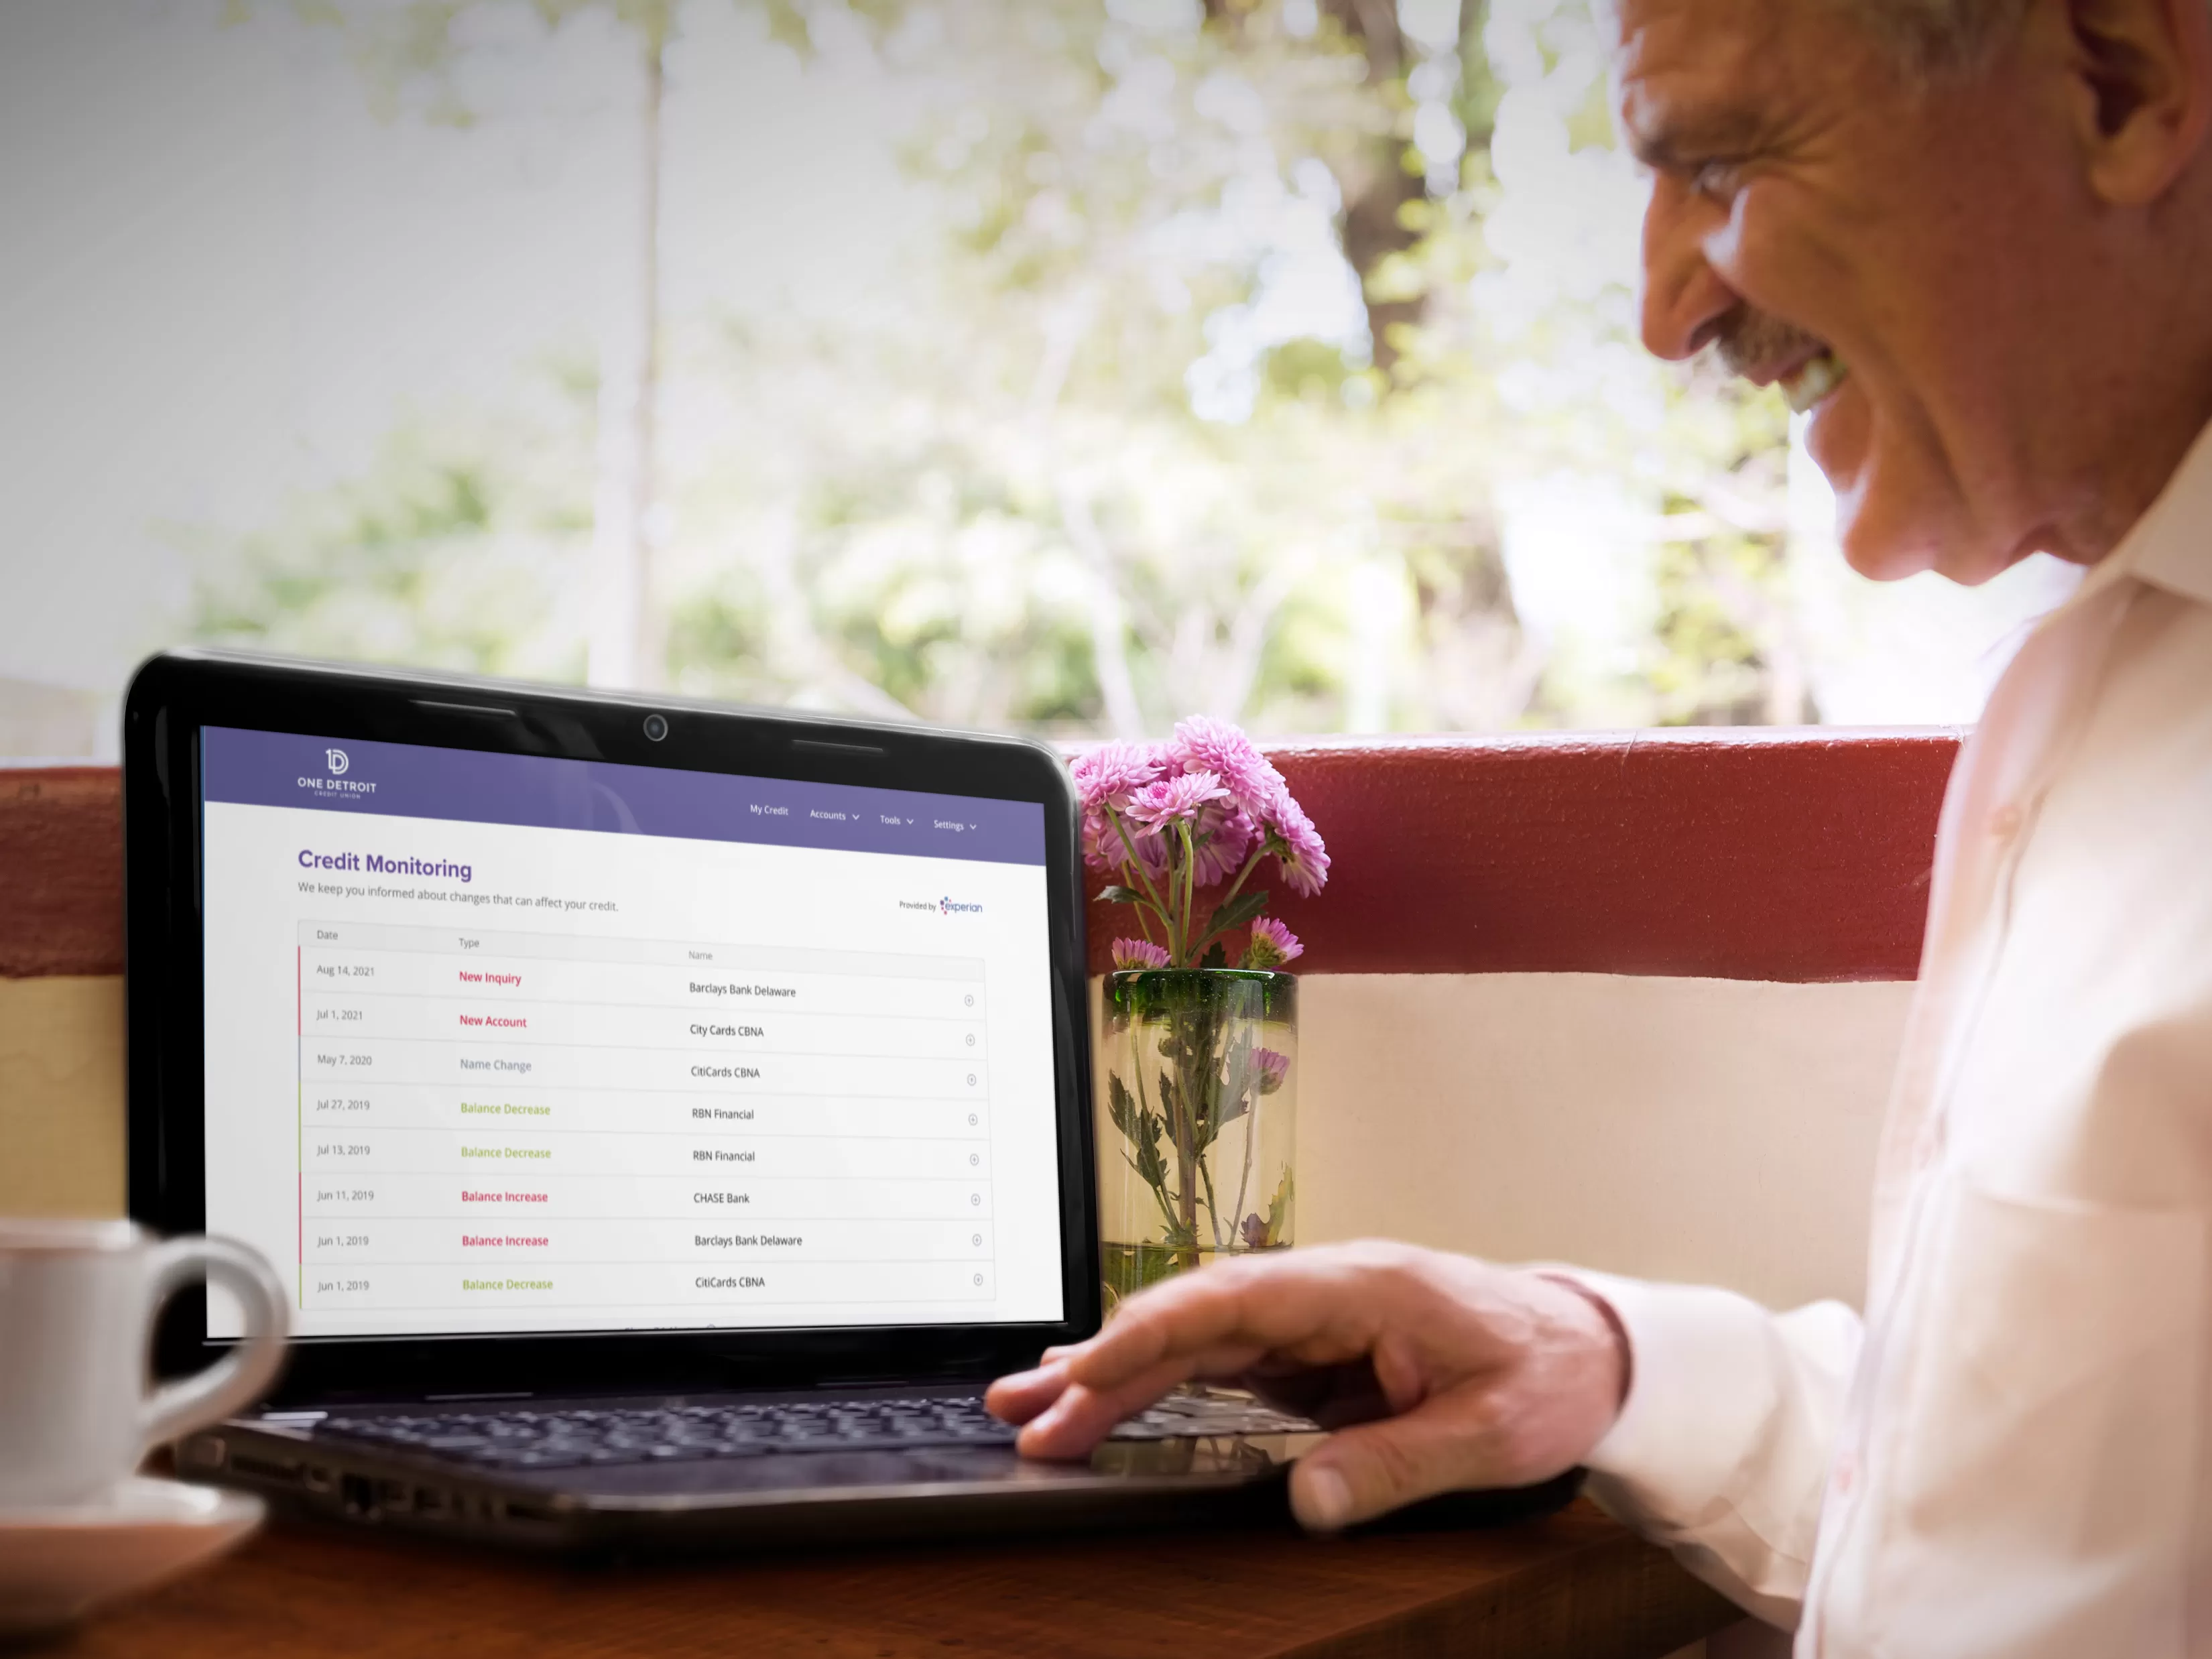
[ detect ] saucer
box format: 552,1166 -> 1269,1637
0,1477 -> 264,1638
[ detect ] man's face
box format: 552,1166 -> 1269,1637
1614,0 -> 2090,581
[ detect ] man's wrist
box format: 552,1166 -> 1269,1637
1532,1269 -> 1634,1461
1540,1272 -> 1634,1410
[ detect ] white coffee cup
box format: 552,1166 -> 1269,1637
0,1219 -> 288,1512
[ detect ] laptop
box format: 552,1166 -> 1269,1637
123,651 -> 1577,1552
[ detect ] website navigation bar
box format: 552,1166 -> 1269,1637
206,725 -> 1046,866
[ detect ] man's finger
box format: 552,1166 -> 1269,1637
988,1253 -> 1372,1437
1015,1355 -> 1194,1458
984,1358 -> 1068,1424
1286,1400 -> 1516,1532
1062,1252 -> 1381,1393
1014,1342 -> 1272,1458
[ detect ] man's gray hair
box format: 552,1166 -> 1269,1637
1841,0 -> 2032,70
1841,0 -> 2211,72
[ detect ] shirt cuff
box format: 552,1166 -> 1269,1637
1545,1268 -> 1796,1516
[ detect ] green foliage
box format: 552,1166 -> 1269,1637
182,0 -> 1810,739
1107,1074 -> 1173,1213
1260,1165 -> 1293,1247
186,385 -> 593,679
1203,889 -> 1272,940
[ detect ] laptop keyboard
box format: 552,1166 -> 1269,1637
316,1392 -> 1316,1472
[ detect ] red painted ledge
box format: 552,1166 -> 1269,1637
0,730 -> 1961,985
1085,730 -> 1961,983
1,767 -> 125,979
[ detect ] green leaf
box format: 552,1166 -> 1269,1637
1264,1168 -> 1296,1247
1199,940 -> 1229,970
1107,1074 -> 1142,1145
1203,1054 -> 1251,1150
1204,889 -> 1270,936
1099,885 -> 1149,907
1133,1119 -> 1170,1193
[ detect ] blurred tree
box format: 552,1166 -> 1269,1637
293,0 -> 676,690
187,0 -> 1809,736
183,377 -> 595,680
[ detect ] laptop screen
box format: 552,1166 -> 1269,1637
196,725 -> 1064,1341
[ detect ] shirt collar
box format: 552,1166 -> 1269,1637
2099,416 -> 2212,607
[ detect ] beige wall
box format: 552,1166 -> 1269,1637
0,973 -> 124,1217
1101,971 -> 1911,1313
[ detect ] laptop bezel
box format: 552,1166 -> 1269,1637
125,649 -> 1101,1402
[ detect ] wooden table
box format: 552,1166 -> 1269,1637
52,1499 -> 1737,1658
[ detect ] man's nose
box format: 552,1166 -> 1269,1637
1638,175 -> 1739,362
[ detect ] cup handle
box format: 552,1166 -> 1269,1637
140,1235 -> 290,1453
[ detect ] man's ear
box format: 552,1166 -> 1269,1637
2060,0 -> 2212,204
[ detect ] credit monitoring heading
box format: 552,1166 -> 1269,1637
202,726 -> 1048,867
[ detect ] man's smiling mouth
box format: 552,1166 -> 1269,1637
1782,350 -> 1850,414
1715,310 -> 1850,416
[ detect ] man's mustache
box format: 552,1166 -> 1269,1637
1713,306 -> 1827,380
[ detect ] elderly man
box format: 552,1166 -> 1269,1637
989,0 -> 2212,1650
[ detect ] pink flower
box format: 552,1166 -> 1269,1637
1111,938 -> 1171,971
1189,806 -> 1255,888
1072,741 -> 1166,874
1253,1048 -> 1290,1094
1125,771 -> 1229,835
1267,793 -> 1330,898
1070,741 -> 1164,811
1073,719 -> 1327,946
1128,770 -> 1258,889
1167,716 -> 1287,822
1243,916 -> 1303,969
1157,717 -> 1325,896
1085,806 -> 1166,877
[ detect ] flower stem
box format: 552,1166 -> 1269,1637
1229,1052 -> 1259,1249
1109,808 -> 1176,944
1178,821 -> 1197,965
1184,842 -> 1272,961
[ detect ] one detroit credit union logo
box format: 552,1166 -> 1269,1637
940,896 -> 983,915
297,745 -> 376,797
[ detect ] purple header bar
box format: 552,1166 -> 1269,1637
201,727 -> 1046,867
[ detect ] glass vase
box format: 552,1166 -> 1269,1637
1098,969 -> 1296,1316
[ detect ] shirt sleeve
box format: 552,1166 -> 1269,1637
1552,1271 -> 1863,1631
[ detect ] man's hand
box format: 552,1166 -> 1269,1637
985,1240 -> 1628,1532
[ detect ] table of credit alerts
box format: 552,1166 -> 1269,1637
296,920 -> 995,1316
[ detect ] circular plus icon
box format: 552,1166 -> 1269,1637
970,1192 -> 981,1207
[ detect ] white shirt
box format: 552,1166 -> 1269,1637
1572,419 -> 2212,1656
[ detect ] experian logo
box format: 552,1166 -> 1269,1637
940,897 -> 983,915
326,748 -> 350,776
